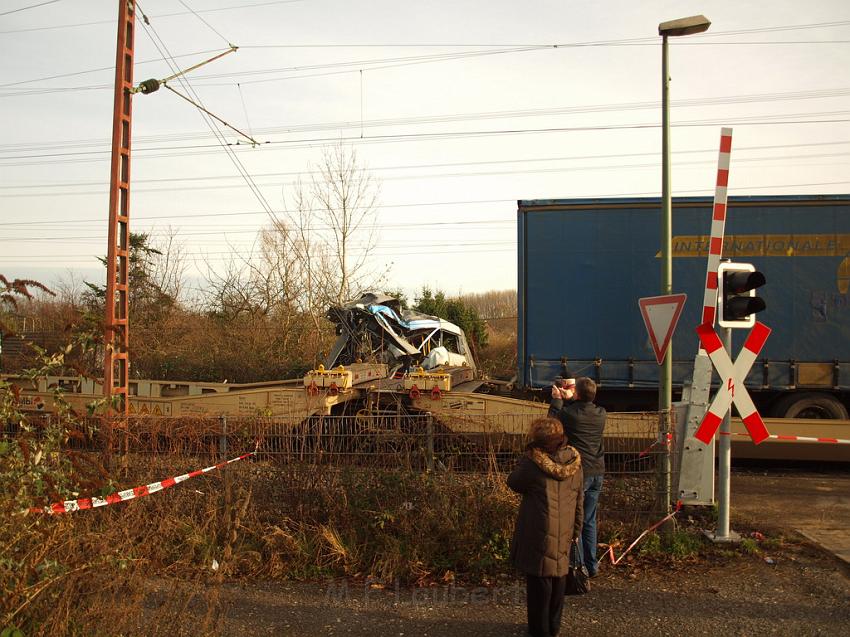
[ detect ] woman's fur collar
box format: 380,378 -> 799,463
527,446 -> 581,480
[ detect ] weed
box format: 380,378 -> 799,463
740,538 -> 761,555
666,530 -> 704,559
638,532 -> 663,556
637,530 -> 702,559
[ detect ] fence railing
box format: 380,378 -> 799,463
3,411 -> 677,515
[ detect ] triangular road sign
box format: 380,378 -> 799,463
639,293 -> 687,365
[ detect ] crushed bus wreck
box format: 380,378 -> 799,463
324,293 -> 476,375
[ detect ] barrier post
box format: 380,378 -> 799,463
714,327 -> 739,540
656,408 -> 672,515
425,412 -> 435,472
219,415 -> 228,459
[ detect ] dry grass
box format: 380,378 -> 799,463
479,324 -> 517,380
0,489 -> 230,636
2,442 -> 663,635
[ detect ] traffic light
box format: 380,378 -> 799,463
718,262 -> 766,328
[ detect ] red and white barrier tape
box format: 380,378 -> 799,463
718,431 -> 850,445
604,501 -> 682,566
636,433 -> 673,459
629,428 -> 847,463
29,450 -> 256,515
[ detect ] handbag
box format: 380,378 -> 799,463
565,539 -> 590,595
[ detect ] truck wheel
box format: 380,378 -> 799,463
770,392 -> 849,419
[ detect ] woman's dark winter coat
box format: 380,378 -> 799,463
507,446 -> 584,577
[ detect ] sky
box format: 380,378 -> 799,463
1,0 -> 849,300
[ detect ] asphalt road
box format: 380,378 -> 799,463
732,470 -> 850,563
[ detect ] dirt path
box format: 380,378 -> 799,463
211,547 -> 847,636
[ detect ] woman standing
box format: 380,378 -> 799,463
508,417 -> 584,637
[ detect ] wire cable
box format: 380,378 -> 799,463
4,148 -> 850,196
0,49 -> 225,88
3,84 -> 850,151
0,0 -> 304,34
237,83 -> 254,141
2,180 -> 849,244
2,108 -> 850,165
0,0 -> 61,17
136,2 -> 279,228
178,0 -> 232,47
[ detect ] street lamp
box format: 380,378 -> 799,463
657,15 -> 710,515
658,14 -> 711,414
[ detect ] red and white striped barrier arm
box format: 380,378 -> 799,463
700,128 -> 733,328
719,432 -> 850,445
29,450 -> 256,515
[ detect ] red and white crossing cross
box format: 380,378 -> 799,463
694,321 -> 772,445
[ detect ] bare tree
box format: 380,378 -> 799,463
150,227 -> 187,303
263,143 -> 385,362
309,142 -> 381,305
281,180 -> 335,359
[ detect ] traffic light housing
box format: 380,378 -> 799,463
718,262 -> 766,328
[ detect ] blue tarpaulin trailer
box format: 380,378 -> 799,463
517,195 -> 850,418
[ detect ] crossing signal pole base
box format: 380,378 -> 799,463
704,529 -> 741,544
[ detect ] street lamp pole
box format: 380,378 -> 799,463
657,15 -> 711,415
660,31 -> 672,415
658,15 -> 711,512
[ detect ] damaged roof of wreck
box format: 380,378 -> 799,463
324,292 -> 475,372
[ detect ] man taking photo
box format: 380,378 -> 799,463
555,377 -> 606,578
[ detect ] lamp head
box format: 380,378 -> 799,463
658,15 -> 711,37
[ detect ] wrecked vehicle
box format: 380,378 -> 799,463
324,293 -> 477,376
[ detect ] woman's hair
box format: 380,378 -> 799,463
527,417 -> 566,454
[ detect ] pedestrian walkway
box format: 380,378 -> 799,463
731,472 -> 850,564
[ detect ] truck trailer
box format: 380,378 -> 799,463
517,195 -> 850,420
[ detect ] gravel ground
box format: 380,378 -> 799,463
208,544 -> 848,636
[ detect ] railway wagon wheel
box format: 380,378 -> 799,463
770,392 -> 849,420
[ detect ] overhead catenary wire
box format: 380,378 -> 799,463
2,179 -> 849,252
0,0 -> 61,17
4,10 -> 848,286
162,83 -> 259,146
237,84 -> 254,141
4,139 -> 850,190
0,218 -> 516,233
2,105 -> 850,165
4,147 -> 850,197
0,44 -> 567,97
0,0 -> 305,34
3,15 -> 848,38
1,116 -> 849,172
5,32 -> 850,97
0,49 -> 226,89
134,2 -> 280,228
2,84 -> 849,154
178,0 -> 233,48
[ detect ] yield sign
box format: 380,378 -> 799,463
639,294 -> 687,365
694,322 -> 772,445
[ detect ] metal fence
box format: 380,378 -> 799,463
4,410 -> 677,515
53,413 -> 669,470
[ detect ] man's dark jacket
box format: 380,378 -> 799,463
557,400 -> 607,477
